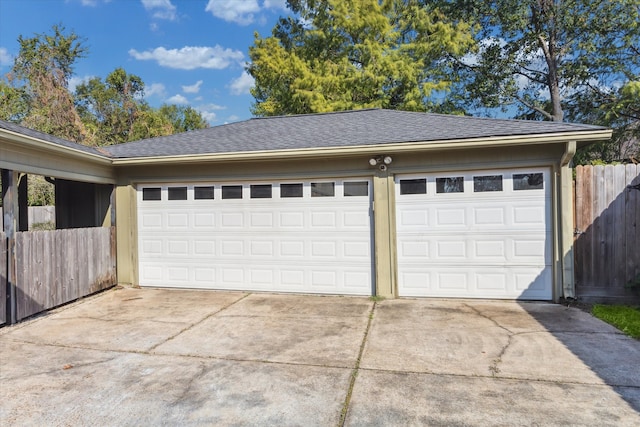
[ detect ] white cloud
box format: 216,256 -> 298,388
0,47 -> 12,66
263,0 -> 287,10
205,0 -> 260,25
141,0 -> 177,20
145,82 -> 166,98
229,71 -> 254,95
182,80 -> 203,94
129,46 -> 244,70
68,75 -> 95,93
199,110 -> 218,123
166,94 -> 189,104
195,102 -> 226,123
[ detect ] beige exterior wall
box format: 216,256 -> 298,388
114,183 -> 139,287
114,143 -> 571,298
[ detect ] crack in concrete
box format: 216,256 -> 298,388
462,303 -> 517,376
170,360 -> 209,405
1,356 -> 120,381
338,301 -> 376,427
146,293 -> 252,352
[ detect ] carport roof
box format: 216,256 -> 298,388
2,109 -> 609,161
0,118 -> 107,157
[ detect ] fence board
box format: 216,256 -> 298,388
627,165 -> 640,286
575,164 -> 640,302
0,232 -> 6,325
15,227 -> 116,321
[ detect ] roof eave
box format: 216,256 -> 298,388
110,129 -> 613,166
0,127 -> 112,164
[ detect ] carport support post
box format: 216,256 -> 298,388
2,169 -> 18,324
373,171 -> 396,298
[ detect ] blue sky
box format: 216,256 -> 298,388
0,0 -> 290,124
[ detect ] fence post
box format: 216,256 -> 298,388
1,169 -> 19,324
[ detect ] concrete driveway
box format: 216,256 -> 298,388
1,288 -> 639,426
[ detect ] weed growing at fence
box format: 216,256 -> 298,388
592,305 -> 640,339
31,221 -> 55,231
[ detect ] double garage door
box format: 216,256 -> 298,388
137,179 -> 374,295
137,168 -> 552,300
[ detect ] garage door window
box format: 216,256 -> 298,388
251,184 -> 272,198
142,187 -> 162,201
280,183 -> 303,198
400,179 -> 427,195
222,185 -> 243,199
344,181 -> 368,197
473,175 -> 503,192
168,187 -> 187,200
436,177 -> 464,194
311,182 -> 335,197
513,173 -> 544,190
194,186 -> 215,199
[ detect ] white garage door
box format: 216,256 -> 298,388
137,179 -> 373,295
396,168 -> 552,300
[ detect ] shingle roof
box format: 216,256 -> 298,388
104,109 -> 607,159
2,110 -> 607,161
0,119 -> 107,157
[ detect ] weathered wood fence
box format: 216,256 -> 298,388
4,227 -> 116,323
574,164 -> 640,303
0,206 -> 55,228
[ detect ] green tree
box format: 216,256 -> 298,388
158,104 -> 209,133
569,80 -> 640,163
440,0 -> 640,122
8,24 -> 88,142
248,0 -> 475,116
0,81 -> 30,123
75,67 -> 147,145
75,69 -> 208,144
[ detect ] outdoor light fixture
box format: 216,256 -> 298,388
369,155 -> 393,171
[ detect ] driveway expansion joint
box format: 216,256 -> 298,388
338,300 -> 376,427
146,292 -> 252,352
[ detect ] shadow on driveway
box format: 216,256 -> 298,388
518,301 -> 640,413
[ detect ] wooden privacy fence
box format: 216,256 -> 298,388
574,164 -> 640,302
9,227 -> 116,322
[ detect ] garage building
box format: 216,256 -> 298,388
2,109 -> 612,301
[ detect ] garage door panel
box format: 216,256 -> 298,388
141,213 -> 162,228
280,211 -> 305,227
398,209 -> 429,227
396,168 -> 552,300
138,179 -> 373,295
398,265 -> 550,299
250,212 -> 274,227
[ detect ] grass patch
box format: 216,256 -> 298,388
591,305 -> 640,339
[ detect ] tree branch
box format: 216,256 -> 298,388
515,93 -> 554,121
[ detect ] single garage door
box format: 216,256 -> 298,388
137,179 -> 373,295
396,168 -> 552,300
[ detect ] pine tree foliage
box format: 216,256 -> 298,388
248,0 -> 475,116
